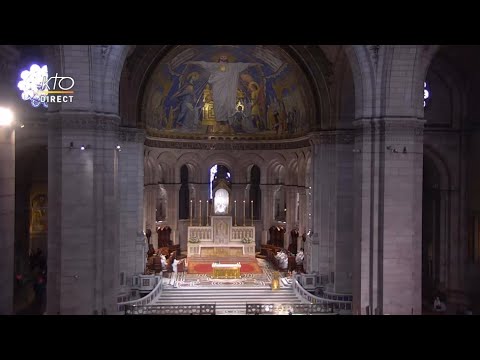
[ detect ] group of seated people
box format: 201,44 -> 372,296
145,245 -> 186,275
261,244 -> 304,273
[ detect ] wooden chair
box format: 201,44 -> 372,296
152,256 -> 163,274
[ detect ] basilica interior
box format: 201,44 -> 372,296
0,44 -> 479,315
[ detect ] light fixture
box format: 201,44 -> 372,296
116,145 -> 121,151
69,142 -> 74,149
0,107 -> 14,127
20,124 -> 25,128
80,145 -> 86,151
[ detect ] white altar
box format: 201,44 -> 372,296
187,216 -> 255,257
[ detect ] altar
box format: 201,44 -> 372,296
211,262 -> 241,279
187,216 -> 255,257
187,180 -> 255,257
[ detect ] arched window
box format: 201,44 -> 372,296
210,164 -> 231,199
249,165 -> 261,220
210,164 -> 232,216
424,82 -> 430,108
179,165 -> 189,219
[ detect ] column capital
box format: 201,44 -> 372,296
308,130 -> 355,146
48,111 -> 120,131
119,127 -> 145,143
353,117 -> 425,132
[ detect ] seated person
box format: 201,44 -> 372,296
160,254 -> 167,269
275,251 -> 289,270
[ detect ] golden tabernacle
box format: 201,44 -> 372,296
211,262 -> 241,279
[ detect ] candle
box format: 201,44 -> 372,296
206,200 -> 209,226
251,200 -> 254,226
234,200 -> 237,226
199,200 -> 202,226
243,200 -> 246,226
190,200 -> 192,226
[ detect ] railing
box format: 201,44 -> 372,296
292,277 -> 352,312
117,275 -> 163,313
246,303 -> 336,315
124,304 -> 216,315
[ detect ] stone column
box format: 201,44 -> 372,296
143,184 -> 157,247
260,184 -> 273,245
309,134 -> 336,277
47,113 -> 121,315
0,127 -> 14,314
333,132 -> 355,293
165,184 -> 180,246
353,119 -> 424,315
297,189 -> 308,251
285,186 -> 297,249
118,127 -> 145,292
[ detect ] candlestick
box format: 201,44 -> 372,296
190,200 -> 192,226
234,200 -> 237,226
251,200 -> 254,226
243,200 -> 246,226
199,200 -> 202,226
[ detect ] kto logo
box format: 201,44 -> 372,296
17,64 -> 75,108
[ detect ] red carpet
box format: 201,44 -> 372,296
187,260 -> 262,274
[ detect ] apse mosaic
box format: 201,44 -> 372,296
142,45 -> 314,138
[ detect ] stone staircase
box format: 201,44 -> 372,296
151,285 -> 305,315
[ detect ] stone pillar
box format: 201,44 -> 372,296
353,119 -> 424,315
165,184 -> 180,246
0,127 -> 14,314
309,134 -> 336,277
297,189 -> 308,252
143,184 -> 157,247
285,187 -> 297,249
333,133 -> 355,293
260,185 -> 273,245
47,113 -> 121,315
118,127 -> 145,292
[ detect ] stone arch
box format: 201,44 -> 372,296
296,151 -> 307,185
342,45 -> 376,120
157,163 -> 171,184
124,44 -> 342,133
144,155 -> 156,185
203,153 -> 236,183
237,153 -> 266,183
424,48 -> 468,129
176,153 -> 202,183
286,156 -> 299,186
423,145 -> 452,191
335,50 -> 356,129
97,45 -> 134,114
266,153 -> 287,183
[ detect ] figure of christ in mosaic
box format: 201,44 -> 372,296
188,56 -> 260,122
